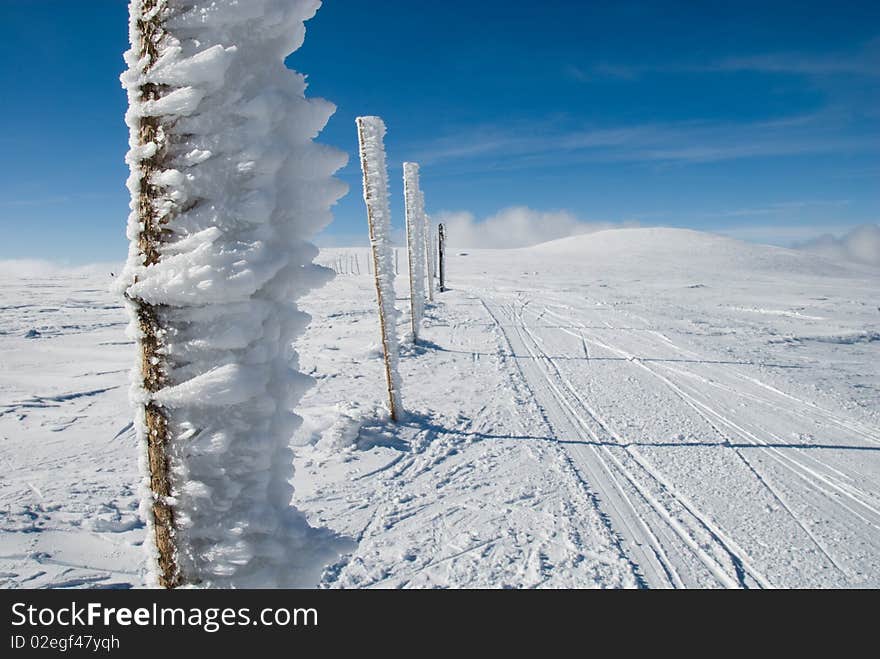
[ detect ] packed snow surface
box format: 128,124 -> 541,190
2,228 -> 879,588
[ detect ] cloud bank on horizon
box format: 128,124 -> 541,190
0,259 -> 121,278
437,207 -> 639,249
435,206 -> 879,267
795,224 -> 880,267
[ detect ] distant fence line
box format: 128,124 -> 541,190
316,248 -> 402,276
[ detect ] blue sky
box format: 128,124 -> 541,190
0,1 -> 877,262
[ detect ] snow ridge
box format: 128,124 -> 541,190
119,0 -> 350,587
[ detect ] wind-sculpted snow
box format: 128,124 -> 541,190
118,0 -> 349,587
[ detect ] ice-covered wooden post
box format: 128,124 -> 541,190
421,192 -> 434,302
403,163 -> 426,342
438,223 -> 447,293
120,0 -> 349,588
122,0 -> 179,589
356,116 -> 403,422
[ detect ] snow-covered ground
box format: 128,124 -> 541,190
2,228 -> 878,588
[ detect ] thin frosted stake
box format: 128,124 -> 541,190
356,116 -> 403,421
438,223 -> 447,292
421,193 -> 434,302
403,162 -> 426,341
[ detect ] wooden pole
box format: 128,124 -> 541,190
403,163 -> 421,342
422,197 -> 434,303
438,223 -> 447,293
127,0 -> 182,590
356,118 -> 399,422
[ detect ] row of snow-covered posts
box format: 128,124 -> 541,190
356,116 -> 447,422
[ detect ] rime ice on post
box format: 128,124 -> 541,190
119,0 -> 350,588
421,191 -> 435,302
356,116 -> 404,421
403,163 -> 426,341
438,223 -> 447,292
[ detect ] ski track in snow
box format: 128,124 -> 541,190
481,297 -> 762,588
2,229 -> 879,588
450,232 -> 878,587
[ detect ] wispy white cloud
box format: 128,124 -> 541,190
408,113 -> 878,172
700,200 -> 851,219
0,195 -> 76,207
574,36 -> 880,80
0,192 -> 114,208
714,224 -> 862,246
677,200 -> 865,247
713,38 -> 880,77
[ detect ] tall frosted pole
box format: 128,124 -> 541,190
120,0 -> 348,588
357,117 -> 403,422
438,223 -> 447,293
403,162 -> 425,341
421,191 -> 435,302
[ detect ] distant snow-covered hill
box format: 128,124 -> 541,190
527,227 -> 874,277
